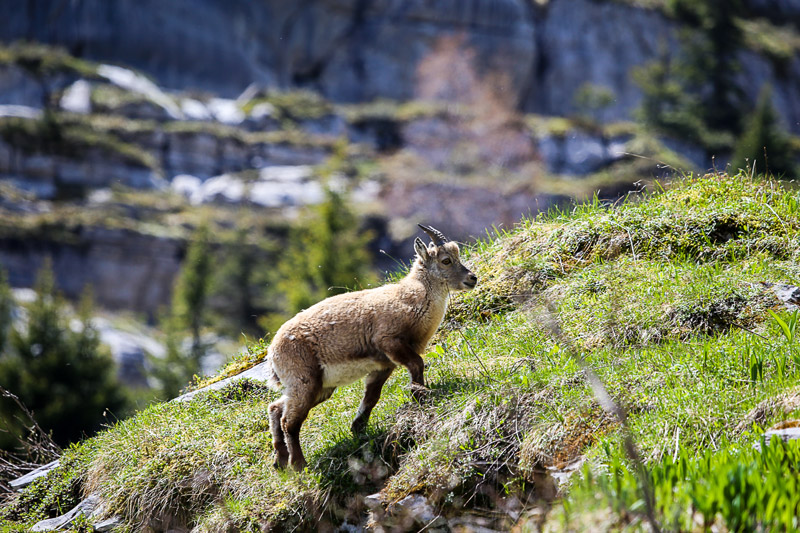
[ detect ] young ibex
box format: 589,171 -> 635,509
266,224 -> 477,470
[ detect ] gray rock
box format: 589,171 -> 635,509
4,0 -> 800,132
389,494 -> 447,530
537,130 -> 631,175
0,0 -> 534,103
218,137 -> 249,172
363,492 -> 383,510
173,360 -> 275,402
94,516 -> 123,532
762,283 -> 800,309
164,132 -> 219,179
531,0 -> 675,121
8,460 -> 60,490
264,143 -> 329,166
0,65 -> 47,107
299,114 -> 347,138
0,227 -> 184,318
32,494 -> 100,532
755,425 -> 800,451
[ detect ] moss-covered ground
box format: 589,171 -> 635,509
3,173 -> 800,531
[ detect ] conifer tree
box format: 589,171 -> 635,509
731,86 -> 796,177
636,0 -> 747,151
0,269 -> 12,351
0,263 -> 125,449
669,0 -> 746,134
212,226 -> 273,339
633,48 -> 706,144
151,225 -> 215,397
274,187 -> 375,322
174,224 -> 213,367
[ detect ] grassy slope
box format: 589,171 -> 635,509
4,173 -> 800,531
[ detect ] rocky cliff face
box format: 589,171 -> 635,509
4,0 -> 800,130
0,227 -> 183,317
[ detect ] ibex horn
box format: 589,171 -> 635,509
418,224 -> 448,245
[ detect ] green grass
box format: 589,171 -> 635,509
0,42 -> 98,79
4,173 -> 800,530
90,84 -> 163,113
0,113 -> 157,170
738,17 -> 800,63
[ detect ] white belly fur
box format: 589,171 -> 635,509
321,359 -> 391,388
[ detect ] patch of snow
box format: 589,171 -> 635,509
11,288 -> 36,303
88,188 -> 113,204
249,179 -> 324,207
207,98 -> 245,125
180,98 -> 212,121
97,64 -> 182,119
258,165 -> 312,182
249,101 -> 276,119
171,174 -> 203,203
201,173 -> 245,203
352,179 -> 381,204
93,317 -> 166,360
59,80 -> 92,114
0,105 -> 42,119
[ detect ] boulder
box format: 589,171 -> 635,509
537,130 -> 629,175
754,420 -> 800,450
8,460 -> 60,491
173,360 -> 275,403
368,493 -> 448,532
31,494 -> 102,532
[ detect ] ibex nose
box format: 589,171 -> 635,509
464,272 -> 478,288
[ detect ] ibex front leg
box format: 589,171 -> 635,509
352,367 -> 394,434
383,341 -> 430,401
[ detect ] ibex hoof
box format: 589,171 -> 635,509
351,420 -> 366,435
410,383 -> 432,402
273,454 -> 289,470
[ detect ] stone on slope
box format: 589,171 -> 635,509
8,460 -> 60,491
173,360 -> 274,402
31,494 -> 100,532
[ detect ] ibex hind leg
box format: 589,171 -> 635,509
269,397 -> 289,469
280,380 -> 323,471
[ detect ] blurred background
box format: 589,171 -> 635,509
0,0 -> 799,451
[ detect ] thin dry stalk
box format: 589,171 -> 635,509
536,301 -> 661,533
0,386 -> 61,496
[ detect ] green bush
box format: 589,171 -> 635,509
0,264 -> 126,450
731,85 -> 797,178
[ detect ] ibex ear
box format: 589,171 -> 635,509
414,237 -> 429,261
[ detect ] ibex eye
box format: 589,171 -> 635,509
442,258 -> 452,265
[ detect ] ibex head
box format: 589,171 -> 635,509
415,224 -> 477,291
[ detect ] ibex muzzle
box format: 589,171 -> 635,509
265,224 -> 477,470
